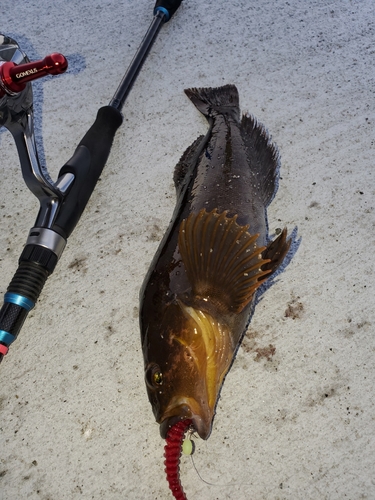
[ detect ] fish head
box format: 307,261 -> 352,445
142,299 -> 234,440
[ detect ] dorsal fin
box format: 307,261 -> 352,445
240,113 -> 280,207
178,209 -> 272,314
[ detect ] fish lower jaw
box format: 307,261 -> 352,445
159,397 -> 213,440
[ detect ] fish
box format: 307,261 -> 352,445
139,84 -> 290,444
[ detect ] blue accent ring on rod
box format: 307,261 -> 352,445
154,6 -> 170,21
4,292 -> 35,311
0,330 -> 16,346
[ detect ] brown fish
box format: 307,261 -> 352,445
139,84 -> 290,442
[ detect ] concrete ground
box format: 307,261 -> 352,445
1,0 -> 374,498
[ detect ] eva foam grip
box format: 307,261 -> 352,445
54,105 -> 123,239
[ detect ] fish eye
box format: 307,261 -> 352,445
145,363 -> 163,389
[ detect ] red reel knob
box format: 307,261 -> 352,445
0,52 -> 68,97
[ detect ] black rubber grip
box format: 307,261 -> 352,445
8,261 -> 49,304
53,105 -> 123,239
154,0 -> 183,19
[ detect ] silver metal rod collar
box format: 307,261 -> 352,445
26,227 -> 67,259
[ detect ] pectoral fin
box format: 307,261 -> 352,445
178,209 -> 271,314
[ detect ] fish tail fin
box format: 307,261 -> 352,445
184,84 -> 240,122
241,113 -> 281,207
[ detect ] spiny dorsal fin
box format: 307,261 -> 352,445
178,209 -> 272,314
240,113 -> 280,207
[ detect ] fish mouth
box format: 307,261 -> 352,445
159,397 -> 213,440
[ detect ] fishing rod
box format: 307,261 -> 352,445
0,0 -> 183,364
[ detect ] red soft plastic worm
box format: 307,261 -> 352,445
164,419 -> 193,499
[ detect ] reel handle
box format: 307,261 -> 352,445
0,53 -> 68,97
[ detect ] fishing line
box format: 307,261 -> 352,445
190,454 -> 255,489
185,432 -> 297,495
184,433 -> 255,489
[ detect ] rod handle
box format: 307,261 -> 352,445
52,105 -> 123,239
